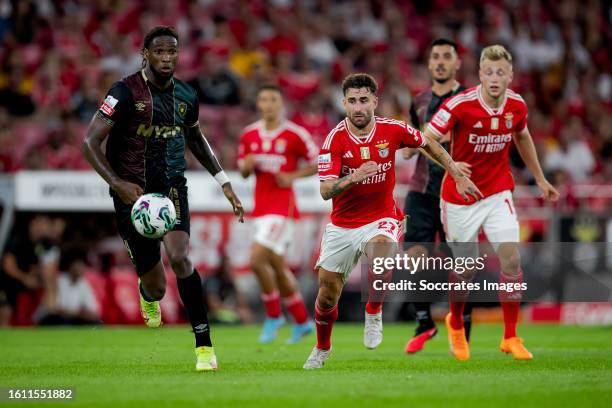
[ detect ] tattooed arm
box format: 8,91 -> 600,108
421,130 -> 483,202
320,161 -> 378,200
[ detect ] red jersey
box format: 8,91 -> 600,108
428,85 -> 528,205
319,117 -> 426,228
238,120 -> 318,218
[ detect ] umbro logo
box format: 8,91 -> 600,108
473,121 -> 483,128
343,151 -> 354,158
194,324 -> 209,333
135,101 -> 146,112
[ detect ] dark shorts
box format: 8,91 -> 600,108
403,191 -> 448,254
113,185 -> 190,276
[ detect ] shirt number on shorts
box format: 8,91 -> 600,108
377,221 -> 396,235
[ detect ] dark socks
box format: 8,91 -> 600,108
177,269 -> 212,347
414,302 -> 435,334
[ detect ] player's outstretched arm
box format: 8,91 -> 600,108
82,115 -> 143,204
185,125 -> 244,222
513,128 -> 559,202
320,161 -> 378,200
421,130 -> 483,202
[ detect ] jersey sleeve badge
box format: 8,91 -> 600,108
100,95 -> 119,116
318,153 -> 332,171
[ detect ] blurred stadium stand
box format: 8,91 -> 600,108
0,0 -> 610,326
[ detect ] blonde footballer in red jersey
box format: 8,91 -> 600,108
238,85 -> 318,344
303,73 -> 481,369
425,45 -> 559,361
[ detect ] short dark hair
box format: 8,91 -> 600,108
143,26 -> 179,50
342,73 -> 378,96
256,83 -> 283,96
430,38 -> 458,53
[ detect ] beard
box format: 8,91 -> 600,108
433,76 -> 451,84
348,112 -> 372,129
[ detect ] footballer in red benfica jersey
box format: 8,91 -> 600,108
238,85 -> 318,345
303,73 -> 480,369
425,45 -> 559,362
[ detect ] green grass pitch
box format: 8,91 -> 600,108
1,323 -> 611,407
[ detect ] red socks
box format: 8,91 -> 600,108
365,301 -> 382,314
263,290 -> 310,323
283,292 -> 309,324
499,270 -> 523,339
449,301 -> 466,330
261,290 -> 281,319
448,271 -> 469,330
315,303 -> 338,350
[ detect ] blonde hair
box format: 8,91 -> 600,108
479,45 -> 513,67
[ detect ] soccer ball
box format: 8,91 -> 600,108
130,193 -> 177,239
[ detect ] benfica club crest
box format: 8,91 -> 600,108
375,142 -> 390,158
505,113 -> 514,129
178,103 -> 187,117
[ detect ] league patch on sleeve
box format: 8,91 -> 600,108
433,108 -> 451,126
318,153 -> 331,163
318,153 -> 332,171
100,95 -> 119,116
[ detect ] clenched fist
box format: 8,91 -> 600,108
350,161 -> 379,184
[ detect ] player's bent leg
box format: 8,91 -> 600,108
138,261 -> 166,328
122,226 -> 165,328
303,268 -> 343,370
269,252 -> 313,344
164,231 -> 217,371
496,242 -> 531,360
441,199 -> 482,361
363,234 -> 396,350
484,193 -> 530,359
250,243 -> 285,343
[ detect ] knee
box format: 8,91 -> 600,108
501,252 -> 522,277
167,247 -> 189,269
316,291 -> 337,310
317,281 -> 342,310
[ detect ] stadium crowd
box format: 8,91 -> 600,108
0,0 -> 610,186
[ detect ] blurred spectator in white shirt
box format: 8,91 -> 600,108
544,117 -> 595,181
38,250 -> 100,325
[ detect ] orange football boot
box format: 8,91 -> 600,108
445,313 -> 470,361
500,337 -> 533,360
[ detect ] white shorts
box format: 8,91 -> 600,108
315,217 -> 402,280
441,190 -> 519,256
253,215 -> 294,256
